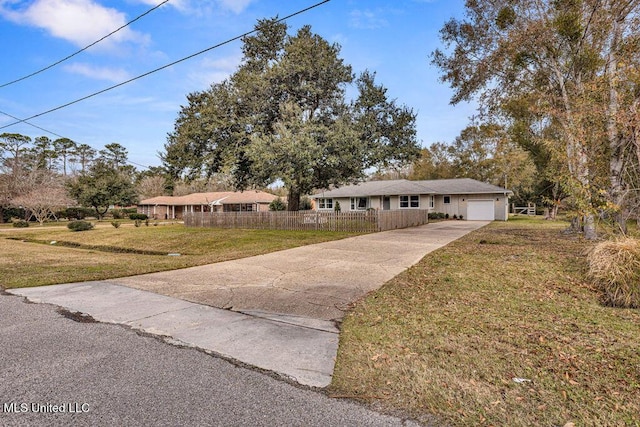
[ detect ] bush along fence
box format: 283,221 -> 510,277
183,210 -> 429,232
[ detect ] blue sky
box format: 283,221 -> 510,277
0,0 -> 473,169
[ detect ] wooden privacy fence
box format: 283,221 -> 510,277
183,210 -> 429,232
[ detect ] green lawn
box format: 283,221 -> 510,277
0,223 -> 357,289
331,217 -> 640,426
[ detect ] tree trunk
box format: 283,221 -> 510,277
94,206 -> 109,220
583,213 -> 597,240
606,18 -> 627,234
287,187 -> 301,211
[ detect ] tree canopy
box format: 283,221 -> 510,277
162,19 -> 420,210
432,0 -> 640,237
67,157 -> 137,220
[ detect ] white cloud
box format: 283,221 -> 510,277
1,0 -> 147,49
135,0 -> 189,12
134,0 -> 254,15
217,0 -> 253,14
349,9 -> 389,30
64,62 -> 131,82
187,53 -> 242,88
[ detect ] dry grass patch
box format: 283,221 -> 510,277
332,218 -> 640,426
588,237 -> 640,308
0,224 -> 357,289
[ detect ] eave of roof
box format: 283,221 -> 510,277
139,190 -> 278,206
313,178 -> 512,198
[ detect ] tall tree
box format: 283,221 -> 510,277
432,0 -> 640,237
409,143 -> 456,181
163,19 -> 419,210
0,133 -> 31,176
53,138 -> 77,176
99,143 -> 128,169
74,143 -> 96,173
30,136 -> 58,171
0,133 -> 32,220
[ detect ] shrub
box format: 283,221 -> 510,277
429,212 -> 447,220
453,214 -> 458,220
67,220 -> 94,232
299,196 -> 313,210
111,221 -> 121,228
3,207 -> 26,223
445,213 -> 449,219
269,197 -> 287,211
59,207 -> 94,220
459,215 -> 464,220
129,213 -> 148,220
134,220 -> 141,227
588,237 -> 640,308
111,209 -> 123,219
12,220 -> 29,228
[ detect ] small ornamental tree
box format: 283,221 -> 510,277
67,159 -> 137,220
12,185 -> 73,226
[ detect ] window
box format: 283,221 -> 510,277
443,195 -> 451,204
400,195 -> 420,208
350,197 -> 368,211
224,203 -> 254,212
318,198 -> 333,209
429,196 -> 434,209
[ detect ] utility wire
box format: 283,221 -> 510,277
0,0 -> 330,131
0,0 -> 171,89
0,108 -> 153,169
0,0 -> 331,168
0,109 -> 66,139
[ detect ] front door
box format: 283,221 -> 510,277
383,196 -> 390,210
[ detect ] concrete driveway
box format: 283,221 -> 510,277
9,220 -> 488,388
113,220 -> 488,323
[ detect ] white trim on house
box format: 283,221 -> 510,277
350,197 -> 369,211
399,195 -> 420,209
318,198 -> 334,210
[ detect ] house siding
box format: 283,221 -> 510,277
312,179 -> 511,221
317,193 -> 508,221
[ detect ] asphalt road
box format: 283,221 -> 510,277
0,294 -> 420,427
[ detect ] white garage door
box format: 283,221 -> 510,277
467,200 -> 495,221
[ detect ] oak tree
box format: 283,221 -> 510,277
163,19 -> 419,210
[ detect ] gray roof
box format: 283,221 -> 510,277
413,178 -> 512,195
313,178 -> 511,198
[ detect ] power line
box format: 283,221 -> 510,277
0,0 -> 170,89
0,0 -> 331,131
0,0 -> 331,169
0,108 -> 154,170
0,109 -> 66,139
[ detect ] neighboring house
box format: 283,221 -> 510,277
138,190 -> 278,220
312,178 -> 512,221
